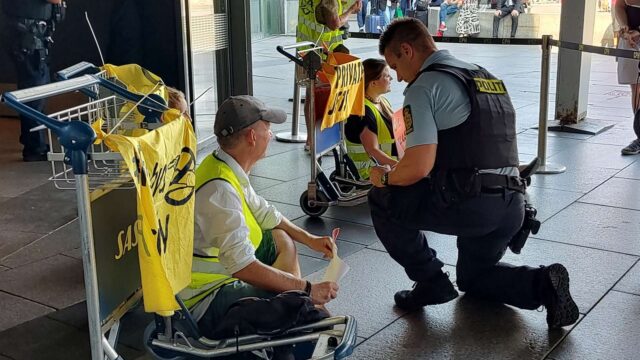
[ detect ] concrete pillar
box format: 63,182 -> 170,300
554,0 -> 597,124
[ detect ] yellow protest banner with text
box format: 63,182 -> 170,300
104,116 -> 196,315
319,52 -> 365,130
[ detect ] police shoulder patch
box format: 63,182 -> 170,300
403,105 -> 414,135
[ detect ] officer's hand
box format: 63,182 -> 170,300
306,234 -> 334,259
370,166 -> 390,188
47,0 -> 62,4
511,9 -> 519,17
495,10 -> 502,16
310,281 -> 339,305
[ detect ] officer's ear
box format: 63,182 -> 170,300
399,43 -> 413,59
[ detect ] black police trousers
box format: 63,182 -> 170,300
11,49 -> 49,157
369,177 -> 543,310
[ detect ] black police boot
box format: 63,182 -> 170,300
394,272 -> 459,310
538,263 -> 579,329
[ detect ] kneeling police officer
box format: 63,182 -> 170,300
369,18 -> 578,329
1,0 -> 65,161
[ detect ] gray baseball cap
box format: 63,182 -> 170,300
214,95 -> 287,137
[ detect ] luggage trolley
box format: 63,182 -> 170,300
3,69 -> 358,360
276,43 -> 371,218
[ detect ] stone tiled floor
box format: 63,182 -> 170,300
0,35 -> 639,359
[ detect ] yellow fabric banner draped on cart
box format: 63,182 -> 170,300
104,115 -> 196,315
318,52 -> 365,130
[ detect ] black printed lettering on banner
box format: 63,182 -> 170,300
403,105 -> 414,135
152,214 -> 170,255
165,147 -> 196,206
327,62 -> 363,116
149,146 -> 196,205
133,155 -> 147,187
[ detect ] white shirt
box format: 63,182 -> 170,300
194,148 -> 283,276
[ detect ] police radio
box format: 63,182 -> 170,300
51,1 -> 66,24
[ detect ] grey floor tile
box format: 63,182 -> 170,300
0,316 -> 91,360
585,125 -> 638,147
616,161 -> 640,180
525,186 -> 584,222
371,235 -> 637,314
250,151 -> 318,181
1,220 -> 80,268
614,260 -> 640,296
305,249 -> 416,338
62,247 -> 82,260
259,176 -> 310,206
547,143 -> 638,171
300,255 -> 328,277
294,217 -> 378,246
322,202 -> 373,226
46,301 -> 88,330
0,230 -> 44,261
549,291 -> 640,360
0,291 -> 54,332
0,255 -> 84,310
579,177 -> 640,211
249,175 -> 282,191
535,202 -> 640,255
297,239 -> 365,261
0,182 -> 77,234
270,201 -> 307,221
352,296 -> 572,360
530,166 -> 618,193
0,167 -> 50,198
265,138 -> 305,158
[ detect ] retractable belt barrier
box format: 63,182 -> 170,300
349,31 -> 632,175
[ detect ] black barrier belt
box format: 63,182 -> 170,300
349,32 -> 543,45
550,39 -> 640,60
349,32 -> 640,59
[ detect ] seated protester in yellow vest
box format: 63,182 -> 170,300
180,95 -> 339,338
344,58 -> 398,180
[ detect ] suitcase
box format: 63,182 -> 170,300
365,14 -> 384,33
406,9 -> 428,28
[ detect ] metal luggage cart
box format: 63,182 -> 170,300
3,72 -> 358,359
276,43 -> 371,218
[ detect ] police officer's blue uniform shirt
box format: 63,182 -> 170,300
402,50 -> 518,176
402,49 -> 475,148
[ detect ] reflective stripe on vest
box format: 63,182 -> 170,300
181,154 -> 263,308
296,0 -> 344,51
346,98 -> 396,179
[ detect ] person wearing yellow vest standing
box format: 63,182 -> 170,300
345,58 -> 398,180
297,0 -> 363,149
180,95 -> 339,338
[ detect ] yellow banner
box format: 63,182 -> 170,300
319,52 -> 365,130
104,117 -> 196,315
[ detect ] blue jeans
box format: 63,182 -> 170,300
357,0 -> 370,28
439,3 -> 459,24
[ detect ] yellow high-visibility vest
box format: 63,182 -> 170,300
181,154 -> 263,308
296,0 -> 344,51
346,98 -> 396,180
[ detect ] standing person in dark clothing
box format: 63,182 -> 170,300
370,18 -> 579,329
615,0 -> 640,155
492,0 -> 522,38
1,0 -> 65,161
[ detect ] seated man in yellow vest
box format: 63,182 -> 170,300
181,95 -> 339,338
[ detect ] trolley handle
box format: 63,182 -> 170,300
56,61 -> 101,80
3,75 -> 100,104
277,42 -> 317,66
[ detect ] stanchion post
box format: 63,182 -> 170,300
536,35 -> 566,175
276,66 -> 308,143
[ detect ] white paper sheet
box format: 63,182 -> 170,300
322,228 -> 350,283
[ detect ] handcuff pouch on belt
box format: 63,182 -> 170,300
11,19 -> 51,62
